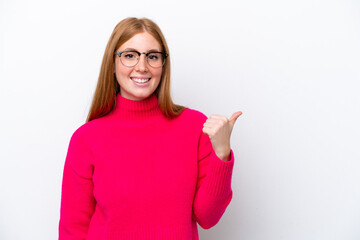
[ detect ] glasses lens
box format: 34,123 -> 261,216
147,52 -> 165,68
119,51 -> 166,68
120,51 -> 139,67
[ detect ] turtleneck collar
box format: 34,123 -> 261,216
111,93 -> 163,121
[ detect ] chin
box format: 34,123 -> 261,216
128,92 -> 154,101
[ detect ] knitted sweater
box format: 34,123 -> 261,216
59,92 -> 235,240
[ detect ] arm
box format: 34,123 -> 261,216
59,129 -> 96,240
192,129 -> 235,229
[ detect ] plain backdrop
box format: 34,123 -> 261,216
1,0 -> 359,239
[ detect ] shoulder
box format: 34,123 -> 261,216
177,107 -> 208,127
65,120 -> 99,177
182,107 -> 208,120
68,118 -> 104,146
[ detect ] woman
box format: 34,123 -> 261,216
59,17 -> 242,240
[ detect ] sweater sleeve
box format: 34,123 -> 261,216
59,128 -> 96,240
192,122 -> 235,230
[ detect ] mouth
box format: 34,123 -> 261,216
130,77 -> 151,83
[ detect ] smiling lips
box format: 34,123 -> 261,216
130,77 -> 151,83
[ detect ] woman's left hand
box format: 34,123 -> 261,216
202,111 -> 242,161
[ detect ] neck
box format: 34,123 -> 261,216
111,93 -> 163,121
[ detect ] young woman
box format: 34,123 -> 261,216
59,17 -> 242,240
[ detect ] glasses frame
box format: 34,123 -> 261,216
114,50 -> 169,68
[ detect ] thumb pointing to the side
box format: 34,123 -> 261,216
229,111 -> 242,129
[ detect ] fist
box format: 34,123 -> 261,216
202,111 -> 242,161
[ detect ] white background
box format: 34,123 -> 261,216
1,0 -> 360,239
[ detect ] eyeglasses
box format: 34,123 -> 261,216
114,50 -> 168,68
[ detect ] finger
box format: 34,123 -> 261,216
229,111 -> 242,128
202,126 -> 212,136
203,127 -> 217,138
208,114 -> 227,121
203,123 -> 220,131
206,118 -> 224,123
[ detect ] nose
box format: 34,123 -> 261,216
135,53 -> 148,72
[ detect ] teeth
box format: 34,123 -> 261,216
132,78 -> 150,83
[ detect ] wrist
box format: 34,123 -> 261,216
215,149 -> 231,161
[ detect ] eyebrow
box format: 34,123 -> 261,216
123,47 -> 161,52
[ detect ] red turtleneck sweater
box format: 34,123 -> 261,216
59,93 -> 235,240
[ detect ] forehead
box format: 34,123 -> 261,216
119,32 -> 161,52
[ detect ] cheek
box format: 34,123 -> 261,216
116,66 -> 132,78
153,69 -> 163,79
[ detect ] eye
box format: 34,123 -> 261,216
124,53 -> 135,59
148,53 -> 160,61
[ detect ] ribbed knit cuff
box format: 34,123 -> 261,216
203,149 -> 234,197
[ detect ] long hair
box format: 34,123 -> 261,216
86,17 -> 187,122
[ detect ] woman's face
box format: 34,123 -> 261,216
114,31 -> 163,101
